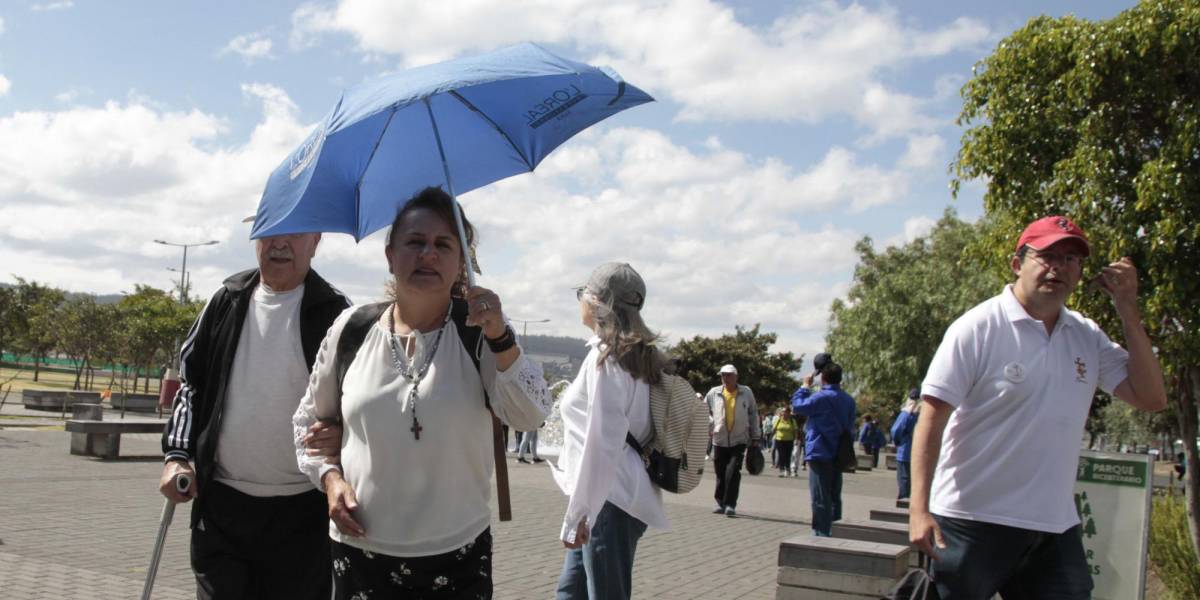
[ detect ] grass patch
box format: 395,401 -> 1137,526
1150,494 -> 1200,599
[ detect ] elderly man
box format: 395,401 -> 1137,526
704,364 -> 761,517
159,232 -> 350,600
909,216 -> 1167,599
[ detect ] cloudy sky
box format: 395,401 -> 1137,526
0,0 -> 1134,363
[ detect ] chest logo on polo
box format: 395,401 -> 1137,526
1074,357 -> 1088,383
1003,362 -> 1026,383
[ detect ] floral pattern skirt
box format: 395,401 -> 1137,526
331,529 -> 492,600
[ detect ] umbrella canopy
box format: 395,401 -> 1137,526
250,42 -> 653,244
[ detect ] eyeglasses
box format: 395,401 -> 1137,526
1026,248 -> 1084,268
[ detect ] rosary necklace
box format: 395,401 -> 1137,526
386,301 -> 451,440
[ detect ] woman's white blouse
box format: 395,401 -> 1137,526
293,306 -> 551,557
551,338 -> 670,543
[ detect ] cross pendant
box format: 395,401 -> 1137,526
411,419 -> 423,440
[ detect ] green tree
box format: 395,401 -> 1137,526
57,295 -> 105,390
0,286 -> 15,359
952,0 -> 1200,560
12,278 -> 66,382
825,209 -> 1000,425
670,325 -> 803,408
118,286 -> 194,393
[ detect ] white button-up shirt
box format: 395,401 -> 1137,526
922,285 -> 1129,533
552,338 -> 670,543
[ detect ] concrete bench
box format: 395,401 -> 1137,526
855,454 -> 874,471
896,498 -> 909,509
65,419 -> 166,459
777,535 -> 910,599
869,508 -> 908,525
832,518 -> 927,570
885,454 -> 897,470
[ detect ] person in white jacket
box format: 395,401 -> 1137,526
552,262 -> 671,600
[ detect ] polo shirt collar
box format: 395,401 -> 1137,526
1001,284 -> 1077,330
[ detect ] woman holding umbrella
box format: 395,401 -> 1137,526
294,186 -> 551,599
552,262 -> 671,600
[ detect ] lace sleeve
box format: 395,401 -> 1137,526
489,352 -> 551,430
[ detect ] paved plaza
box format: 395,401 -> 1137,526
0,407 -> 908,600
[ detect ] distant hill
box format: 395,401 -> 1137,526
520,334 -> 590,362
0,282 -> 132,305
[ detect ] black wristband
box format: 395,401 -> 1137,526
486,325 -> 517,353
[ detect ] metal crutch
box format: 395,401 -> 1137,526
141,473 -> 191,600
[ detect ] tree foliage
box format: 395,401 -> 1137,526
825,209 -> 1000,423
952,0 -> 1200,565
670,325 -> 803,407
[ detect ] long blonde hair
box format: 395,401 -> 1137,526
583,290 -> 670,384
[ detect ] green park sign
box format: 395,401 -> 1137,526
1074,451 -> 1153,600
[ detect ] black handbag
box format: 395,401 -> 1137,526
745,445 -> 764,475
625,433 -> 681,492
836,430 -> 857,473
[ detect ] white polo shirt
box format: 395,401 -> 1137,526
921,285 -> 1129,533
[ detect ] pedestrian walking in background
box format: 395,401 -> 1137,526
890,389 -> 921,500
792,359 -> 855,537
859,415 -> 883,468
773,407 -> 798,477
704,364 -> 762,517
517,426 -> 544,463
553,263 -> 670,600
763,412 -> 776,467
910,216 -> 1166,599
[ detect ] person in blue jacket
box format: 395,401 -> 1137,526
859,415 -> 885,468
792,358 -> 856,537
890,389 -> 921,500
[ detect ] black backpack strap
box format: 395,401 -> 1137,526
336,302 -> 390,398
448,296 -> 512,522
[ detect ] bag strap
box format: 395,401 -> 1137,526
448,297 -> 512,522
336,302 -> 390,396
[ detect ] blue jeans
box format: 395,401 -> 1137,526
518,429 -> 539,458
556,502 -> 647,600
896,460 -> 911,499
807,460 -> 842,536
932,516 -> 1092,599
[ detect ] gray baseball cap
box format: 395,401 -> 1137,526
582,262 -> 646,310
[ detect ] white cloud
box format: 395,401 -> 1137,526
898,134 -> 947,171
0,75 -> 10,96
221,32 -> 275,63
290,0 -> 989,139
31,1 -> 74,11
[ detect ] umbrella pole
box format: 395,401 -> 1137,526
423,98 -> 477,288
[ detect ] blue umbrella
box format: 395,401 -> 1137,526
250,42 -> 653,282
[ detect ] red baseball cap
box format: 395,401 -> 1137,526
1016,216 -> 1090,256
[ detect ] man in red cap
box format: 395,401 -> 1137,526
908,216 -> 1166,599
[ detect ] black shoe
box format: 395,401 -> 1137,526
516,457 -> 530,464
532,457 -> 544,463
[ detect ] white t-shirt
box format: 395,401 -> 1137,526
921,285 -> 1129,533
293,305 -> 552,557
551,338 -> 669,543
215,283 -> 314,497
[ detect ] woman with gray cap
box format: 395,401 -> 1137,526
552,262 -> 670,600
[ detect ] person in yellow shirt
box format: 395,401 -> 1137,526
703,364 -> 762,517
773,407 -> 797,477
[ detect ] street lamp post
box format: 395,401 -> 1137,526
166,267 -> 190,302
154,239 -> 218,304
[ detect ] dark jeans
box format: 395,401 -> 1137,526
896,460 -> 911,499
807,460 -> 842,536
712,444 -> 746,509
191,482 -> 331,600
332,529 -> 492,599
556,502 -> 647,600
776,441 -> 794,474
932,515 -> 1092,599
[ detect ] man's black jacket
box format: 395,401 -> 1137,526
161,268 -> 350,526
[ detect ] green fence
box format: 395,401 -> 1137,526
1,353 -> 163,378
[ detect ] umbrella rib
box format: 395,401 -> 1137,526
355,106 -> 400,240
448,90 -> 534,172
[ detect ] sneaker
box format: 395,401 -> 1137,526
516,457 -> 530,464
777,472 -> 785,478
712,505 -> 725,514
725,507 -> 736,517
532,457 -> 544,463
